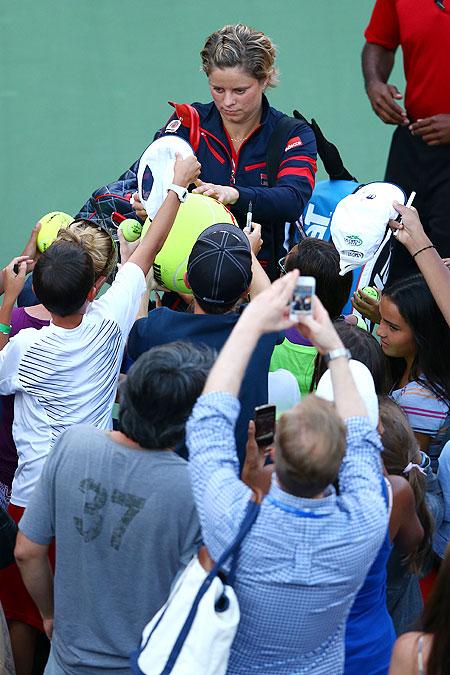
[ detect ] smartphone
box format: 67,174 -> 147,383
290,276 -> 315,320
254,404 -> 276,447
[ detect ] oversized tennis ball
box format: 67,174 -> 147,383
119,218 -> 143,242
37,211 -> 73,252
360,286 -> 380,301
141,194 -> 237,293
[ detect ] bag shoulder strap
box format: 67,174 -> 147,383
266,115 -> 300,188
160,496 -> 261,674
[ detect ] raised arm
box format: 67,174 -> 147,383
203,272 -> 298,396
296,296 -> 368,420
391,202 -> 450,327
187,272 -> 299,557
0,257 -> 30,350
128,154 -> 201,276
297,296 -> 385,528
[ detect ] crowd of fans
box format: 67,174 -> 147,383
1,15 -> 450,675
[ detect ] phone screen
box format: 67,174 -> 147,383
254,404 -> 276,447
290,276 -> 315,319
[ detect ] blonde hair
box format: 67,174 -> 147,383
276,395 -> 346,497
56,220 -> 117,280
201,24 -> 278,87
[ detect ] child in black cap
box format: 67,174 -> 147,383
127,222 -> 281,466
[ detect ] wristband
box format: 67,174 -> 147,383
323,348 -> 351,365
0,323 -> 11,335
412,245 -> 435,259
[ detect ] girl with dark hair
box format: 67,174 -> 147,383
378,274 -> 450,466
380,396 -> 441,636
311,319 -> 389,395
389,542 -> 450,674
328,324 -> 424,672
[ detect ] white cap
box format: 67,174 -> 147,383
137,136 -> 194,220
316,359 -> 379,429
330,181 -> 406,275
268,369 -> 301,418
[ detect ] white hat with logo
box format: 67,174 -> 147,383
137,136 -> 194,220
330,181 -> 406,275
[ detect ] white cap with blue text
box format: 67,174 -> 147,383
330,182 -> 406,275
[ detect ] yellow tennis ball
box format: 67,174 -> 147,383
356,316 -> 368,331
141,194 -> 237,293
361,286 -> 380,301
119,218 -> 143,242
37,211 -> 73,252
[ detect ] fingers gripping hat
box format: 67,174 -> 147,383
187,224 -> 252,306
330,182 -> 406,275
137,135 -> 194,220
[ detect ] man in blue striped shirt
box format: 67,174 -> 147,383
186,271 -> 388,674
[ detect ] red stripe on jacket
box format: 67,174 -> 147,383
277,166 -> 315,189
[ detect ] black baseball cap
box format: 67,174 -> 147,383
187,223 -> 252,305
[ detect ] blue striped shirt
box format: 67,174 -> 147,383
186,391 -> 388,674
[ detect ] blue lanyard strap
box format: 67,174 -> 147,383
266,495 -> 330,518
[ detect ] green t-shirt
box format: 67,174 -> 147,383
270,338 -> 317,399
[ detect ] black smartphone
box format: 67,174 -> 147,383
254,404 -> 276,447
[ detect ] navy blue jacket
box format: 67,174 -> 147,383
77,96 -> 316,276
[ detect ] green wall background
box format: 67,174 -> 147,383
0,0 -> 405,269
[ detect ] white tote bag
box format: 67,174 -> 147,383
131,498 -> 260,675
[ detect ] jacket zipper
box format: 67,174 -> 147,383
223,125 -> 261,184
201,125 -> 262,185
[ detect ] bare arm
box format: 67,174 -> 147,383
128,155 -> 201,276
0,257 -> 30,350
388,475 -> 424,552
297,296 -> 368,420
15,532 -> 54,638
389,633 -> 422,675
243,223 -> 271,298
202,271 -> 299,397
391,202 -> 450,327
362,42 -> 408,125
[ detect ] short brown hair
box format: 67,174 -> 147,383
201,24 -> 278,87
275,395 -> 346,497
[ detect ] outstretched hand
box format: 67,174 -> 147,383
3,256 -> 30,301
193,180 -> 239,205
241,420 -> 274,496
117,228 -> 140,265
389,201 -> 430,254
244,270 -> 299,334
131,192 -> 147,222
243,222 -> 263,256
351,288 -> 381,324
21,222 -> 42,267
173,153 -> 201,188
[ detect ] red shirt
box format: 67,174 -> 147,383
365,0 -> 450,120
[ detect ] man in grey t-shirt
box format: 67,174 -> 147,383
14,341 -> 214,674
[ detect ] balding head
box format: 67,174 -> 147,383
275,395 -> 346,498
